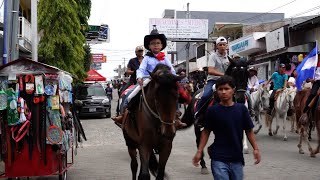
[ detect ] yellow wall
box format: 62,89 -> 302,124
19,0 -> 31,21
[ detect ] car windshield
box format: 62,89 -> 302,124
76,84 -> 106,99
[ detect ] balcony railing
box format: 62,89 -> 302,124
19,16 -> 32,43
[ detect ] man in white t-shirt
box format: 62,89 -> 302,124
247,67 -> 259,92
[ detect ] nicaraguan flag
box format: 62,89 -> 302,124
296,46 -> 318,91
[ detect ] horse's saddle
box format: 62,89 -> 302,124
274,89 -> 283,101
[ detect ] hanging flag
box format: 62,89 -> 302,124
296,45 -> 318,91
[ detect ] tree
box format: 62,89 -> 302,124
83,44 -> 92,72
38,0 -> 89,80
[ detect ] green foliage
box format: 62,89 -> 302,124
38,0 -> 91,81
83,44 -> 92,72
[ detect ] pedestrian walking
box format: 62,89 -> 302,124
192,76 -> 261,180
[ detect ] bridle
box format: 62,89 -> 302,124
141,83 -> 176,126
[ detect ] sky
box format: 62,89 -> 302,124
88,0 -> 320,80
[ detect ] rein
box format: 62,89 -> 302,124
141,84 -> 176,125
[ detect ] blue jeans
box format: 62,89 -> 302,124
211,161 -> 243,180
196,80 -> 216,113
120,84 -> 137,113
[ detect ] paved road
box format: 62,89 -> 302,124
38,90 -> 320,180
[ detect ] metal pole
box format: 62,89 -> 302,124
3,0 -> 12,64
10,0 -> 19,61
186,2 -> 190,77
123,58 -> 126,75
118,65 -> 121,78
31,0 -> 38,62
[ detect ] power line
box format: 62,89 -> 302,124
290,5 -> 320,18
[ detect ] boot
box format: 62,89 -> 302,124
111,115 -> 123,124
175,112 -> 187,129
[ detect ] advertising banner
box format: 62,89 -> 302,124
149,18 -> 208,41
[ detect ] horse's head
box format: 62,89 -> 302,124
147,64 -> 183,139
260,87 -> 270,110
286,88 -> 296,111
226,56 -> 254,91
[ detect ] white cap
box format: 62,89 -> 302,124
232,53 -> 241,58
288,77 -> 296,85
216,37 -> 227,44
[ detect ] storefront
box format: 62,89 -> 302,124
229,32 -> 268,56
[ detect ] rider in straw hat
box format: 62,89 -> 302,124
112,25 -> 187,128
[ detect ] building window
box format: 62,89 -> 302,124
197,44 -> 205,59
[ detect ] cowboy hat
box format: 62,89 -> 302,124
248,66 -> 258,72
144,25 -> 167,51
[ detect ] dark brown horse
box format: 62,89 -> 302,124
122,64 -> 182,180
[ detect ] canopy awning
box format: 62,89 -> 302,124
85,69 -> 106,81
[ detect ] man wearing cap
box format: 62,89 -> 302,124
121,46 -> 145,92
263,63 -> 288,115
195,36 -> 229,117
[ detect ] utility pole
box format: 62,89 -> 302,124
123,58 -> 126,76
186,2 -> 190,77
3,0 -> 12,65
31,0 -> 38,62
10,0 -> 19,61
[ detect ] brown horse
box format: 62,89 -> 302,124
122,64 -> 182,180
296,89 -> 320,157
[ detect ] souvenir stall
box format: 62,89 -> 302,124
0,58 -> 86,179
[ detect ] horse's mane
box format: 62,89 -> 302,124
151,64 -> 178,87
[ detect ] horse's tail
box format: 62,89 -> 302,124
180,102 -> 195,129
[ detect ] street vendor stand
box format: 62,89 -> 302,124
0,58 -> 86,179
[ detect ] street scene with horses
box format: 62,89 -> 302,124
1,0 -> 320,180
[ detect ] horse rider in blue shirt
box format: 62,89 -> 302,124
264,63 -> 288,115
112,26 -> 186,129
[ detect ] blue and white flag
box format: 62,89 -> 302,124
296,46 -> 318,91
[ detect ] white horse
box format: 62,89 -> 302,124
249,86 -> 270,134
269,88 -> 296,141
241,87 -> 269,154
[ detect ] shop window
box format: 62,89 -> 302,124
197,44 -> 205,59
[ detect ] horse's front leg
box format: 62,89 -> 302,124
138,146 -> 152,180
156,140 -> 173,180
268,114 -> 273,136
282,113 -> 288,141
128,147 -> 138,180
311,118 -> 320,157
298,127 -> 305,154
273,113 -> 280,136
243,131 -> 249,154
194,126 -> 208,174
254,111 -> 262,134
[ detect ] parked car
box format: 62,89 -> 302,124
74,83 -> 111,118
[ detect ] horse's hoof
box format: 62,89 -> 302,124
201,167 -> 209,174
299,149 -> 304,154
254,125 -> 262,134
310,153 -> 316,158
268,132 -> 273,136
273,131 -> 277,135
283,137 -> 288,141
308,137 -> 312,141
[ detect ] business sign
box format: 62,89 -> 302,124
90,63 -> 102,70
266,27 -> 288,53
229,38 -> 252,55
149,18 -> 208,41
91,54 -> 106,63
86,24 -> 110,43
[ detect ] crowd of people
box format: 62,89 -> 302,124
105,25 -> 320,179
